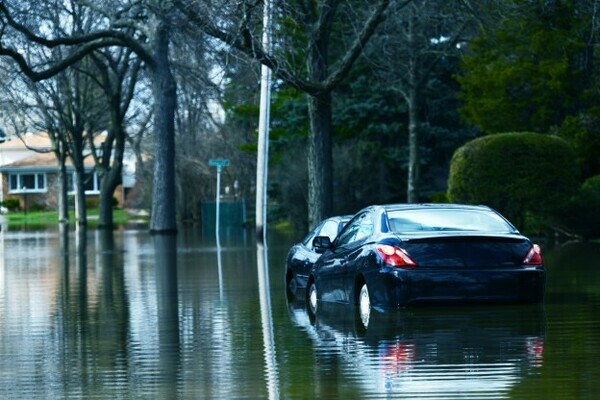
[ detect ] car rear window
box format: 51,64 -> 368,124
387,209 -> 515,233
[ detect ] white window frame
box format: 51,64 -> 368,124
67,171 -> 100,195
8,172 -> 47,194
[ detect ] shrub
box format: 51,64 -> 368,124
556,175 -> 600,239
448,132 -> 579,229
1,197 -> 21,211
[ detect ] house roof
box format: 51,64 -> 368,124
0,152 -> 57,171
0,151 -> 98,172
0,131 -> 109,151
0,131 -> 108,172
0,132 -> 53,150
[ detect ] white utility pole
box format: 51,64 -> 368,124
255,0 -> 272,244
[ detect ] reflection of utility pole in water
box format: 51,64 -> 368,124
257,242 -> 279,399
217,242 -> 224,301
209,159 -> 229,248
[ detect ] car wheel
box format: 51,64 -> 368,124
358,283 -> 371,329
307,280 -> 318,315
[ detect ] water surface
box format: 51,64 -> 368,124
0,228 -> 598,399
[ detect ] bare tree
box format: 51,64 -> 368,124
0,0 -> 179,233
54,60 -> 107,228
0,11 -> 108,228
0,71 -> 71,222
373,0 -> 471,202
175,0 -> 403,228
89,47 -> 145,229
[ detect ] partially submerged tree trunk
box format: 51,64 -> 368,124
149,18 -> 178,234
93,50 -> 141,230
57,148 -> 69,224
71,132 -> 88,229
97,125 -> 125,230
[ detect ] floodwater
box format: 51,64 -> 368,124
0,226 -> 599,399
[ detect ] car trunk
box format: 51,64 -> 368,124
400,234 -> 531,269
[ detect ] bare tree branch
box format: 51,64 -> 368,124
0,2 -> 154,69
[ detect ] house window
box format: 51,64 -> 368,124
8,172 -> 47,193
67,171 -> 100,194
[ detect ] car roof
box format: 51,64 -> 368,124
380,203 -> 494,213
328,214 -> 353,221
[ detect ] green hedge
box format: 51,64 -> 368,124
448,132 -> 579,229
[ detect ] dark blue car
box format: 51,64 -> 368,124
306,204 -> 545,318
285,215 -> 352,289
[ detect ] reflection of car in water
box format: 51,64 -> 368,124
286,291 -> 545,399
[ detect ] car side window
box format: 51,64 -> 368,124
318,220 -> 340,242
336,212 -> 373,246
302,222 -> 323,248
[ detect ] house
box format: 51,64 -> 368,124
0,131 -> 137,211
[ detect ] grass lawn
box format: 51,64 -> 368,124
1,208 -> 137,228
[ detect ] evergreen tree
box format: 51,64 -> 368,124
457,0 -> 599,134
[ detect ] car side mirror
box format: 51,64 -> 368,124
313,236 -> 332,253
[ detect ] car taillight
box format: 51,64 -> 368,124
525,337 -> 544,368
376,244 -> 417,267
523,244 -> 543,265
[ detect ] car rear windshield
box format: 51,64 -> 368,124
387,209 -> 515,233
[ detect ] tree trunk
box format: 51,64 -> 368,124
149,18 -> 178,234
306,5 -> 335,229
56,146 -> 69,224
71,131 -> 88,228
98,125 -> 125,230
406,83 -> 420,203
98,177 -> 115,230
406,4 -> 420,204
73,168 -> 87,228
307,92 -> 333,228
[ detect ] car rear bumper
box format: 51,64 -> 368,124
372,267 -> 546,307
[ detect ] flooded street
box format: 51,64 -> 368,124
0,227 -> 599,399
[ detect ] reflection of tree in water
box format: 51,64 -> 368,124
51,229 -> 133,396
154,234 -> 181,396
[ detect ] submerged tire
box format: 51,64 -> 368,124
358,283 -> 371,329
307,280 -> 318,315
